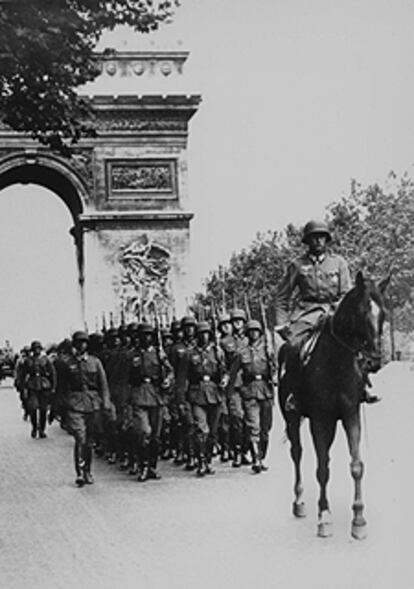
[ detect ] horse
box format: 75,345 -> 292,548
278,271 -> 389,539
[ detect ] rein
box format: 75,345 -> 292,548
329,315 -> 361,356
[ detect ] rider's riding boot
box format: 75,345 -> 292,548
362,389 -> 381,404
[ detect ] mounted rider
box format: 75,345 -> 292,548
275,220 -> 379,409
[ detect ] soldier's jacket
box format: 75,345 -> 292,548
185,343 -> 226,405
172,338 -> 197,404
128,346 -> 173,407
105,346 -> 133,405
23,355 -> 57,392
60,353 -> 110,413
221,333 -> 248,392
274,252 -> 351,328
228,339 -> 274,401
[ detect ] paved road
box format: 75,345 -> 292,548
0,363 -> 413,589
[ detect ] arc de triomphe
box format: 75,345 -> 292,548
0,49 -> 201,328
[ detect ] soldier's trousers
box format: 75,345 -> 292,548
192,403 -> 221,458
27,389 -> 51,434
227,390 -> 245,450
131,406 -> 163,467
66,409 -> 100,474
243,398 -> 273,449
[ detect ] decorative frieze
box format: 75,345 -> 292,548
106,159 -> 177,200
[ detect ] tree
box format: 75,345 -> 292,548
0,0 -> 178,153
196,172 -> 414,351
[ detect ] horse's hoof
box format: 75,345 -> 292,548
292,502 -> 306,518
351,522 -> 367,540
317,522 -> 333,538
317,511 -> 333,537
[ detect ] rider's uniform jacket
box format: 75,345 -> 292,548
186,343 -> 226,406
274,252 -> 351,330
128,346 -> 173,407
61,352 -> 110,413
228,339 -> 274,401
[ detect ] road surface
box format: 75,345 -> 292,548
0,362 -> 413,589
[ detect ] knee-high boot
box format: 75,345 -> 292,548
29,409 -> 38,438
250,440 -> 263,474
83,444 -> 94,484
74,441 -> 85,486
39,410 -> 47,438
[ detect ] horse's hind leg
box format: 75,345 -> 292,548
286,417 -> 306,518
310,419 -> 337,537
343,414 -> 367,540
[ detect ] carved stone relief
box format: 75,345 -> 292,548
119,235 -> 172,321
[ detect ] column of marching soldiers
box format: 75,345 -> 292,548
14,308 -> 276,487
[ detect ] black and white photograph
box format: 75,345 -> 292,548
0,1 -> 413,588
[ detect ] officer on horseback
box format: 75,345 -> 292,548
275,219 -> 379,409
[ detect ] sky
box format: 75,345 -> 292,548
2,0 -> 414,347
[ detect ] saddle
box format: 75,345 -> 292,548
298,314 -> 329,368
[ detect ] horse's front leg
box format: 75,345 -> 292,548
343,413 -> 367,540
286,416 -> 306,517
310,419 -> 337,537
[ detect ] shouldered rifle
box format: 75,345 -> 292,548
153,304 -> 168,384
244,293 -> 252,320
260,298 -> 276,390
211,298 -> 227,388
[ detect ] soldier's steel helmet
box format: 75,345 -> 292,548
302,220 -> 332,244
72,331 -> 89,342
246,319 -> 263,333
171,319 -> 183,332
30,340 -> 43,350
218,313 -> 231,325
230,308 -> 247,322
181,316 -> 197,328
196,321 -> 212,334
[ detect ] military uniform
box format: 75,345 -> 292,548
229,321 -> 274,472
275,223 -> 351,346
225,329 -> 249,466
22,344 -> 57,438
185,332 -> 226,476
128,340 -> 173,481
60,335 -> 111,485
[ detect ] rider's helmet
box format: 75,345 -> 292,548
302,220 -> 332,245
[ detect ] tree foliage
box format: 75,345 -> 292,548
197,172 -> 414,334
0,0 -> 178,153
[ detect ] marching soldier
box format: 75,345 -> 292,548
128,323 -> 173,482
217,313 -> 232,462
228,320 -> 275,473
14,346 -> 30,421
185,321 -> 227,477
226,308 -> 250,467
22,341 -> 57,439
59,331 -> 112,486
173,316 -> 198,471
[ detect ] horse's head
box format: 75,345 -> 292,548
333,271 -> 390,371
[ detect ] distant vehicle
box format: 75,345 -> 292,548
0,341 -> 15,381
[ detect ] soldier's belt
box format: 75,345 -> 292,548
302,297 -> 338,303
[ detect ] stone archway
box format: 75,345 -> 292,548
0,49 -> 201,331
